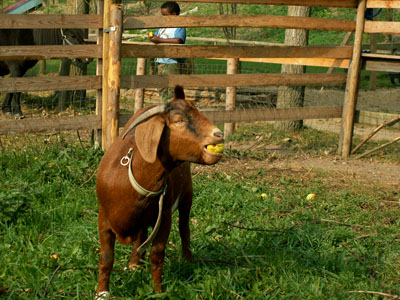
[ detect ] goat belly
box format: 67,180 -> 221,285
108,201 -> 160,245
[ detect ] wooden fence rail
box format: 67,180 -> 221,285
124,15 -> 356,32
121,74 -> 348,89
0,14 -> 102,28
0,76 -> 101,93
0,45 -> 101,60
121,45 -> 353,59
0,0 -> 398,158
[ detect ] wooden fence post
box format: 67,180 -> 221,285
101,0 -> 110,149
224,58 -> 238,137
339,0 -> 366,158
134,58 -> 146,113
96,0 -> 104,148
102,4 -> 123,150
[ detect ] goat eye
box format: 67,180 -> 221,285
172,115 -> 186,124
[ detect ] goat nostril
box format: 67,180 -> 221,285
213,129 -> 223,139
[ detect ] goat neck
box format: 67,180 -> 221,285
129,144 -> 168,194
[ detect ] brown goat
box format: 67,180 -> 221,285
95,86 -> 224,298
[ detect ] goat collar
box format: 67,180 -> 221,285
124,147 -> 167,255
125,147 -> 167,197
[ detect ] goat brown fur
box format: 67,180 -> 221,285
96,86 -> 224,297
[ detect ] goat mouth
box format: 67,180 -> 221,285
204,143 -> 224,155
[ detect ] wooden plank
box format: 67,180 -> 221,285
364,21 -> 400,35
367,0 -> 400,8
124,15 -> 355,32
0,14 -> 103,29
122,44 -> 353,59
239,57 -> 350,69
119,106 -> 343,127
0,45 -> 102,60
121,74 -> 347,89
362,53 -> 400,60
0,75 -> 102,92
355,111 -> 400,129
363,59 -> 400,73
203,107 -> 343,124
123,33 -> 400,51
362,53 -> 400,72
0,115 -> 101,135
144,0 -> 357,8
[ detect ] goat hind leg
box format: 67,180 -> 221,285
178,194 -> 194,261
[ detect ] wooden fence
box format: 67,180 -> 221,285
0,0 -> 399,157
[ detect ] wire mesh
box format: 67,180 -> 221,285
0,59 -> 98,119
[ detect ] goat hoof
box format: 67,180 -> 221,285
125,264 -> 142,272
95,291 -> 110,300
182,251 -> 194,262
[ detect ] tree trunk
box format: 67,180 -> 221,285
275,6 -> 310,131
70,0 -> 90,105
219,4 -> 237,43
56,59 -> 72,112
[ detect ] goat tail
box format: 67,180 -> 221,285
174,85 -> 185,100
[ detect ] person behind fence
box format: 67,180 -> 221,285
148,1 -> 186,102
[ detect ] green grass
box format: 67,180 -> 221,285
1,125 -> 399,299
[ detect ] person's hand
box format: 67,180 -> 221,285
148,33 -> 160,44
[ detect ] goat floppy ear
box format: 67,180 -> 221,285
134,115 -> 165,163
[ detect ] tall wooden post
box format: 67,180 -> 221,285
96,0 -> 104,148
224,58 -> 238,137
101,0 -> 110,149
134,58 -> 146,113
339,0 -> 366,158
102,4 -> 123,150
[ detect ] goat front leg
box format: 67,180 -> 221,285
96,214 -> 116,298
178,193 -> 194,262
128,228 -> 148,270
150,213 -> 172,293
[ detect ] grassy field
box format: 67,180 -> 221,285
1,124 -> 399,299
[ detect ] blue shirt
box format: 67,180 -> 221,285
155,27 -> 186,64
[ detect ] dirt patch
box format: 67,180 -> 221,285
194,155 -> 400,192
